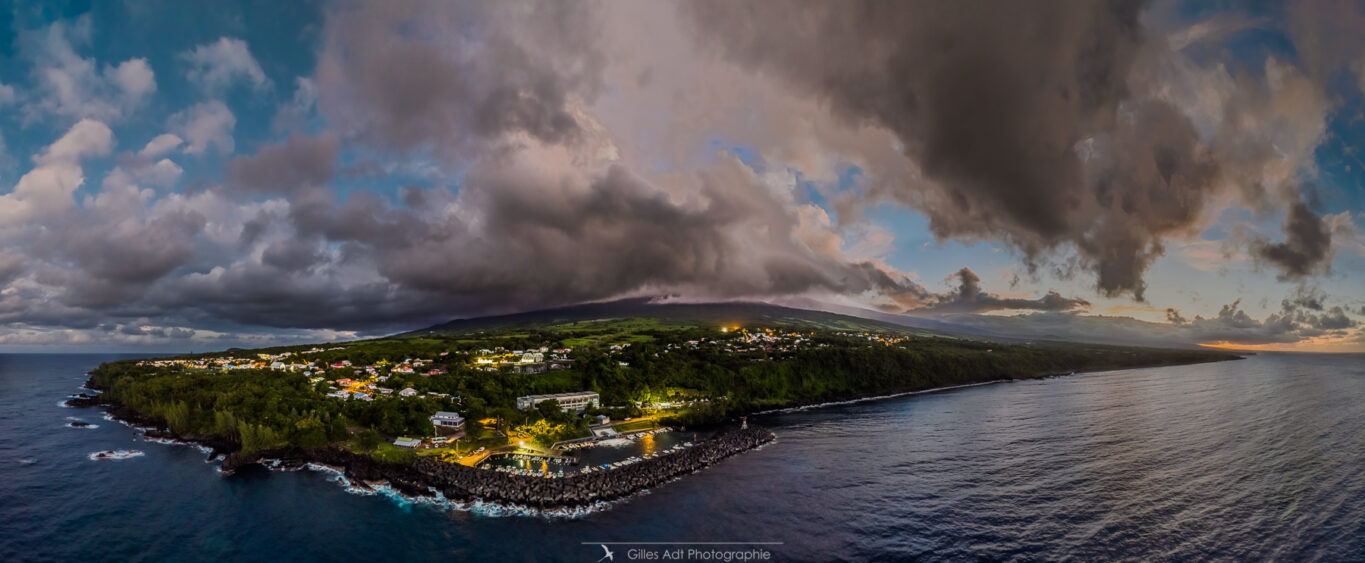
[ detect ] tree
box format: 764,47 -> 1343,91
535,398 -> 563,421
356,429 -> 381,452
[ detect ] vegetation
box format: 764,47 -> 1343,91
88,304 -> 1239,459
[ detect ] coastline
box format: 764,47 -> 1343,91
747,353 -> 1242,417
218,426 -> 773,510
68,375 -> 774,512
65,353 -> 1238,513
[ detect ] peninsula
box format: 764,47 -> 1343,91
69,300 -> 1239,510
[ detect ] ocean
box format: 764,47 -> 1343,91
2,353 -> 1362,561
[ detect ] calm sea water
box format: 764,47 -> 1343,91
2,353 -> 1362,562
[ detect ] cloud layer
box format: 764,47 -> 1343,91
682,0 -> 1346,299
0,1 -> 1362,350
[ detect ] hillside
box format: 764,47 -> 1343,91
405,298 -> 945,339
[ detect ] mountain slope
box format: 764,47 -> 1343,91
403,298 -> 945,337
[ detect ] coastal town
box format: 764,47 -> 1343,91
111,326 -> 926,477
72,307 -> 1240,511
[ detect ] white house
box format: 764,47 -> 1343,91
430,411 -> 465,435
398,387 -> 418,397
516,391 -> 600,412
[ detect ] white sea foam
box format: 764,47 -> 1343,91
296,461 -> 625,518
101,412 -> 141,429
89,450 -> 144,461
142,436 -> 216,457
753,380 -> 1008,415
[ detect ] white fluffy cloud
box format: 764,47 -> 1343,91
0,119 -> 113,228
21,17 -> 156,122
181,37 -> 272,93
138,134 -> 184,158
169,100 -> 236,155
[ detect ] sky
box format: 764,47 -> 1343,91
0,0 -> 1362,352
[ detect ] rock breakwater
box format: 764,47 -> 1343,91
227,426 -> 775,510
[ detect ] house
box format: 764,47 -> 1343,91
393,437 -> 422,448
430,411 -> 466,436
398,387 -> 418,397
326,390 -> 349,399
513,362 -> 547,375
516,391 -> 600,412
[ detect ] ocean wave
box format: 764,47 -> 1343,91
101,412 -> 141,429
142,436 -> 215,457
297,461 -> 624,519
752,380 -> 1008,415
89,450 -> 144,461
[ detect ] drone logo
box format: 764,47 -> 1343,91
596,544 -> 615,562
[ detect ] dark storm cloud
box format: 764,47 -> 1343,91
945,290 -> 1359,348
0,253 -> 23,286
4,0 -> 1358,350
270,155 -> 921,319
260,237 -> 326,272
227,132 -> 339,195
1283,284 -> 1326,311
680,0 -> 1333,299
315,0 -> 604,159
1254,199 -> 1334,280
1166,307 -> 1188,325
1289,0 -> 1365,93
910,267 -> 1091,315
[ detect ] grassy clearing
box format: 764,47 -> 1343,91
612,419 -> 658,433
369,442 -> 418,463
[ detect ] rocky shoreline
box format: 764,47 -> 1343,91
224,426 -> 774,509
72,374 -> 775,510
